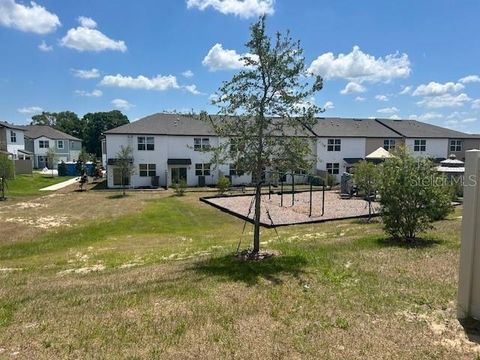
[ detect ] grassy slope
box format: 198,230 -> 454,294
0,194 -> 475,359
5,173 -> 74,197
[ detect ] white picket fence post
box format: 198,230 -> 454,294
458,149 -> 480,319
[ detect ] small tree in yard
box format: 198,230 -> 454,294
353,160 -> 379,220
45,148 -> 58,177
378,146 -> 453,241
0,154 -> 14,200
204,16 -> 323,256
217,175 -> 230,195
115,145 -> 134,197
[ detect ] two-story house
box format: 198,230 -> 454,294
22,125 -> 82,168
0,120 -> 28,159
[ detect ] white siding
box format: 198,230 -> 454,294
316,137 -> 366,179
6,129 -> 25,159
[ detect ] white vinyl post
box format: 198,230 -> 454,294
458,149 -> 480,319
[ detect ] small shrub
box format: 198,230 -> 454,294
217,176 -> 230,194
378,146 -> 453,241
325,173 -> 337,188
174,179 -> 187,196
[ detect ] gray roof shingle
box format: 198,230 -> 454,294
0,120 -> 25,131
310,117 -> 401,138
22,125 -> 82,141
375,118 -> 478,139
104,113 -> 479,139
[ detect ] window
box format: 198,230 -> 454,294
414,139 -> 426,152
39,140 -> 49,148
10,131 -> 16,143
195,163 -> 211,176
294,169 -> 307,175
450,139 -> 463,152
139,164 -> 156,177
194,138 -> 210,151
229,163 -> 245,176
384,139 -> 396,151
57,140 -> 64,149
138,136 -> 154,151
326,163 -> 340,175
327,139 -> 341,151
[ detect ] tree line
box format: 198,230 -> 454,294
30,110 -> 129,157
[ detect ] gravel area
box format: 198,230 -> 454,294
203,190 -> 380,226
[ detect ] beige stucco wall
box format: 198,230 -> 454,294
448,138 -> 480,161
365,137 -> 404,155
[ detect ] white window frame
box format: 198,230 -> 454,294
383,139 -> 396,151
326,163 -> 340,175
327,139 -> 341,152
39,140 -> 49,148
57,140 -> 64,149
10,131 -> 16,143
194,138 -> 210,151
138,136 -> 154,151
139,164 -> 156,177
195,163 -> 211,176
414,139 -> 426,152
229,163 -> 244,177
450,139 -> 463,152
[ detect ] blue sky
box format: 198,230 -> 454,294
0,0 -> 479,132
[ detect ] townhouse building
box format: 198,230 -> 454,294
0,120 -> 29,160
103,113 -> 480,189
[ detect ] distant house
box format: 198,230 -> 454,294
22,125 -> 82,168
0,120 -> 30,160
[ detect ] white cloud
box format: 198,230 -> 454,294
472,99 -> 480,109
112,98 -> 133,110
75,89 -> 102,97
389,114 -> 400,120
186,0 -> 274,18
60,17 -> 127,52
377,107 -> 399,114
38,40 -> 52,52
182,69 -> 194,78
71,68 -> 100,79
0,0 -> 60,34
462,117 -> 477,123
17,106 -> 43,114
355,96 -> 365,102
202,43 -> 256,71
184,84 -> 203,95
323,101 -> 334,110
308,45 -> 411,83
340,82 -> 365,94
415,112 -> 443,122
77,16 -> 97,29
100,74 -> 179,91
412,81 -> 464,96
375,94 -> 388,101
459,75 -> 480,84
399,85 -> 412,95
417,93 -> 471,108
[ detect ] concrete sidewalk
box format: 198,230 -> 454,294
39,177 -> 80,191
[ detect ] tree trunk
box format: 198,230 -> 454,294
253,180 -> 262,253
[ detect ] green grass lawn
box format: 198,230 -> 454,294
5,173 -> 74,197
0,192 -> 477,359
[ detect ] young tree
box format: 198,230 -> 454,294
378,146 -> 453,241
353,160 -> 379,220
45,148 -> 58,177
115,145 -> 134,196
0,154 -> 14,200
205,16 -> 323,255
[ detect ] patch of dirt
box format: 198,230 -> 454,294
58,264 -> 106,275
396,302 -> 480,356
3,216 -> 70,229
